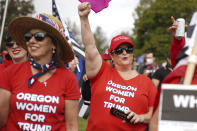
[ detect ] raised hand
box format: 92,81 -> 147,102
78,2 -> 91,19
168,16 -> 177,37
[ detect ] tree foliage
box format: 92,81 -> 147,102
0,0 -> 34,51
132,0 -> 197,62
69,23 -> 108,54
93,26 -> 108,54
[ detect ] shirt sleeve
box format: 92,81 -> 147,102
170,37 -> 185,69
0,69 -> 11,91
64,71 -> 81,100
90,59 -> 107,83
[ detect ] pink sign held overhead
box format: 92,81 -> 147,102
79,0 -> 111,13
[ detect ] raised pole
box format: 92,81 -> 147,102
0,0 -> 9,49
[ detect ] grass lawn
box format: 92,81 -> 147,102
79,117 -> 88,131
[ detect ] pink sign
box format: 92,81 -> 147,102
79,0 -> 111,13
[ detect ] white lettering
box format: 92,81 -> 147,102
104,101 -> 115,108
173,95 -> 190,108
16,93 -> 59,104
109,95 -> 125,103
23,123 -> 30,130
116,105 -> 129,111
25,113 -> 45,122
106,80 -> 137,91
26,103 -> 34,111
189,95 -> 197,108
18,122 -> 52,131
17,92 -> 24,100
173,95 -> 197,108
16,102 -> 56,113
25,113 -> 31,120
16,102 -> 26,110
24,93 -> 31,101
37,95 -> 44,102
106,87 -> 135,98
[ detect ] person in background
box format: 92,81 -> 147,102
149,14 -> 196,131
78,2 -> 157,131
0,13 -> 80,131
152,54 -> 172,89
143,51 -> 159,79
0,34 -> 28,131
0,51 -> 12,69
68,56 -> 79,72
101,49 -> 113,67
0,33 -> 28,71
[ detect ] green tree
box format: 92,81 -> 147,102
133,0 -> 197,63
68,21 -> 108,54
93,26 -> 108,54
0,0 -> 34,51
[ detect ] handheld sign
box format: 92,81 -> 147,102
79,0 -> 111,13
159,84 -> 197,131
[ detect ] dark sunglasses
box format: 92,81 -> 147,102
24,32 -> 48,42
5,33 -> 15,47
6,41 -> 15,47
111,47 -> 133,55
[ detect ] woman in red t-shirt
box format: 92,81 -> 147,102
0,13 -> 81,131
0,34 -> 28,131
78,2 -> 157,131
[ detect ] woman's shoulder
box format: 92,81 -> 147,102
57,67 -> 76,77
4,61 -> 29,72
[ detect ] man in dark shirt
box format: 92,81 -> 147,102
152,54 -> 172,89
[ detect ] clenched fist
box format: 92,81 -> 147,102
78,2 -> 91,18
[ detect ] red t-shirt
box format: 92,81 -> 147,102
0,61 -> 81,131
87,60 -> 157,131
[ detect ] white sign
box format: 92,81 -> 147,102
159,84 -> 197,131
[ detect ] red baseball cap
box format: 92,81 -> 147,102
102,49 -> 112,60
109,35 -> 134,53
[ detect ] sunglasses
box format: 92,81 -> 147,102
24,32 -> 48,42
5,34 -> 15,47
6,40 -> 15,47
111,47 -> 133,55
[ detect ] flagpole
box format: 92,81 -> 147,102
0,0 -> 9,49
183,34 -> 197,85
54,0 -> 80,72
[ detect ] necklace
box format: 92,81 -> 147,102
43,81 -> 47,87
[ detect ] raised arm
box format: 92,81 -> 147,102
78,2 -> 102,78
168,16 -> 185,68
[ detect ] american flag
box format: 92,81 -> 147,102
185,10 -> 197,49
52,0 -> 90,119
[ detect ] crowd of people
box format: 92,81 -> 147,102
0,1 -> 196,131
